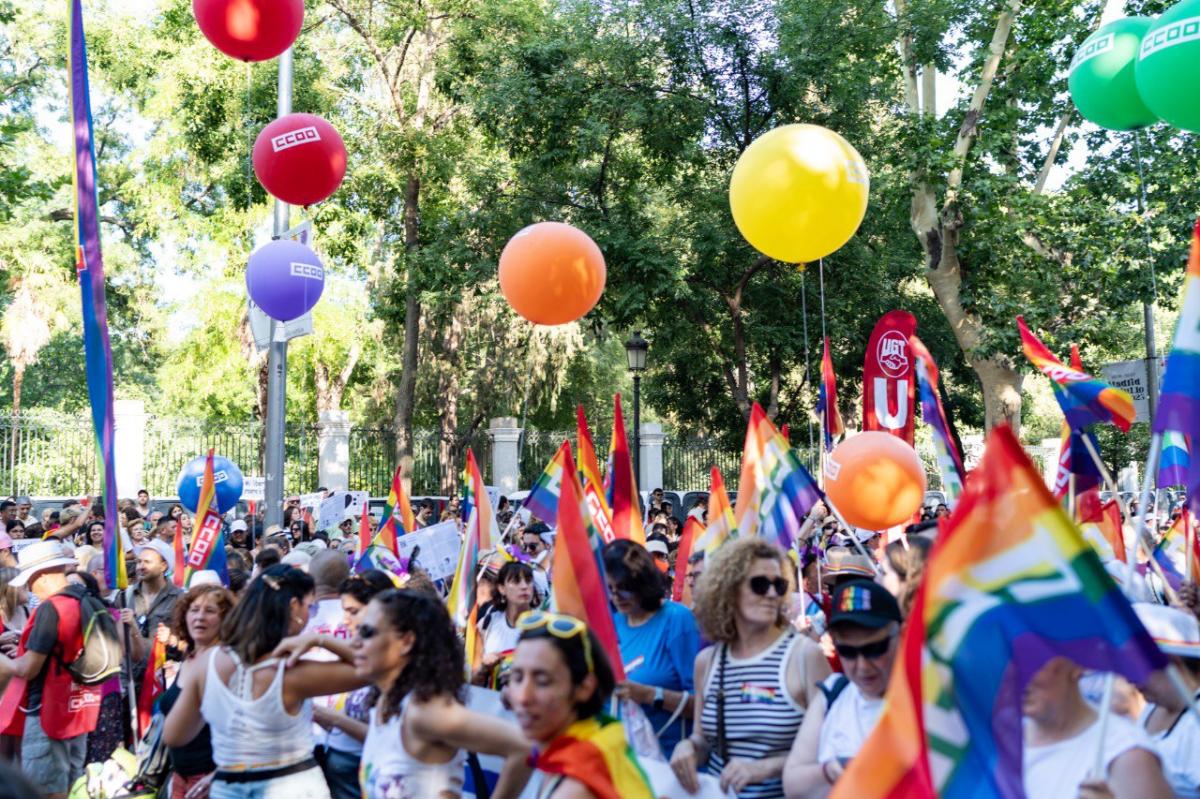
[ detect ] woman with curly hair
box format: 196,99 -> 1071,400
350,589 -> 531,798
163,565 -> 367,799
159,584 -> 236,799
669,538 -> 831,799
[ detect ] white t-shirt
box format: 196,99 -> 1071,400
1140,702 -> 1200,798
1023,711 -> 1159,799
816,674 -> 884,764
302,597 -> 362,755
479,607 -> 522,657
360,697 -> 464,799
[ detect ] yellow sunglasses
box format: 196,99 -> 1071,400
516,610 -> 594,675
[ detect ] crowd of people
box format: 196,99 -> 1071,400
0,486 -> 1195,799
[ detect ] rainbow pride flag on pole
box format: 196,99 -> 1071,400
69,0 -> 124,590
577,407 -> 617,544
1050,345 -> 1101,499
1155,220 -> 1200,437
910,335 -> 964,503
1158,431 -> 1191,489
831,425 -> 1166,799
605,394 -> 645,544
525,441 -> 569,526
693,466 -> 736,557
371,464 -> 414,557
817,337 -> 843,451
185,450 -> 228,585
448,449 -> 495,674
1152,508 -> 1200,591
733,403 -> 822,549
552,446 -> 625,681
1017,316 -> 1135,432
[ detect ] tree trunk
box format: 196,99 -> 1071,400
435,309 -> 463,496
10,363 -> 23,473
975,357 -> 1023,431
393,174 -> 421,462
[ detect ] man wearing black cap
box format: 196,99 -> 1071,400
782,579 -> 902,796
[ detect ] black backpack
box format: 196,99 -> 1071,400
54,584 -> 123,686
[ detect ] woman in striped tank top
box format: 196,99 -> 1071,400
669,539 -> 831,798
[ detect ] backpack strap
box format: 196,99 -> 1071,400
818,675 -> 850,710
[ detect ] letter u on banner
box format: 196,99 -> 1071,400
863,310 -> 918,444
873,377 -> 910,430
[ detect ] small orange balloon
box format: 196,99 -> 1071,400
824,432 -> 927,531
498,222 -> 606,326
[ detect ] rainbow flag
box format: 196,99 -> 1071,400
172,519 -> 186,588
525,441 -> 569,526
1050,345 -> 1102,499
1155,220 -> 1200,438
184,451 -> 228,585
70,0 -> 124,591
733,403 -> 822,549
1076,487 -> 1125,564
577,407 -> 617,544
137,637 -> 166,735
693,466 -> 737,557
910,335 -> 964,503
552,446 -> 625,681
832,425 -> 1166,799
536,715 -> 653,799
605,395 -> 645,544
1017,316 -> 1135,432
373,464 -> 414,556
357,499 -> 372,557
817,337 -> 843,451
1152,507 -> 1200,591
671,516 -> 702,602
448,449 -> 495,674
1158,431 -> 1190,488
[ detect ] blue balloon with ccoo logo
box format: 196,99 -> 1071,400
177,454 -> 245,514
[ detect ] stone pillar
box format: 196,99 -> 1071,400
639,423 -> 665,493
112,400 -> 147,499
317,410 -> 352,491
489,417 -> 522,494
1040,438 -> 1060,490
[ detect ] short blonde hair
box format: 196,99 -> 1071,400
693,538 -> 792,645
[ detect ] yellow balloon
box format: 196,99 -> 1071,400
729,124 -> 870,263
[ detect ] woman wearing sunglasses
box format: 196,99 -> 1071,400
670,538 -> 831,798
506,611 -> 655,798
473,561 -> 539,686
349,589 -> 531,798
602,539 -> 700,756
782,579 -> 901,797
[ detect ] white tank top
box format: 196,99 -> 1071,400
816,674 -> 884,764
1139,701 -> 1200,799
360,695 -> 466,799
1023,711 -> 1159,799
200,647 -> 316,771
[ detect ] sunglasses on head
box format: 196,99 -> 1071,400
517,610 -> 593,674
834,635 -> 894,661
747,575 -> 789,598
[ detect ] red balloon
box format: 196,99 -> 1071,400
253,113 -> 347,207
193,0 -> 304,62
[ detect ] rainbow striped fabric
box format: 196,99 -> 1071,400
370,464 -> 415,556
524,441 -> 569,526
1018,316 -> 1135,432
551,446 -> 625,681
185,450 -> 228,585
1152,508 -> 1200,591
1155,220 -> 1200,441
818,337 -> 844,451
693,466 -> 737,558
733,403 -> 822,550
536,715 -> 653,799
605,394 -> 645,543
832,425 -> 1166,799
1158,431 -> 1191,489
70,0 -> 124,590
448,449 -> 495,674
910,335 -> 964,503
1050,346 -> 1101,499
577,407 -> 617,543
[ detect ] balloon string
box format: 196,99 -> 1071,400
244,61 -> 254,214
1132,129 -> 1158,303
800,269 -> 816,467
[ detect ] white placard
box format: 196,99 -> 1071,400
241,476 -> 265,502
485,486 -> 502,509
1100,357 -> 1166,423
394,520 -> 461,581
317,490 -> 369,530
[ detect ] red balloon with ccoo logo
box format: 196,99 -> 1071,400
252,113 -> 347,207
193,0 -> 304,62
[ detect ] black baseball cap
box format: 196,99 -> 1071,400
829,579 -> 902,629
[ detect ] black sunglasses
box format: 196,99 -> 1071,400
748,576 -> 789,597
358,623 -> 379,640
834,635 -> 894,661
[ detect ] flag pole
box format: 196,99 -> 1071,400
823,501 -> 883,577
1134,433 -> 1164,586
1068,473 -> 1076,521
1091,673 -> 1116,780
1186,505 -> 1194,584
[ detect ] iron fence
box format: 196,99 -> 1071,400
0,411 -> 97,497
349,427 -> 492,496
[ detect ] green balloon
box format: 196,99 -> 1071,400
1069,17 -> 1156,131
1136,0 -> 1200,132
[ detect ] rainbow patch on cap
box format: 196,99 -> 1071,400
838,584 -> 873,613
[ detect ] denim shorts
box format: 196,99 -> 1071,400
21,713 -> 87,794
210,766 -> 331,799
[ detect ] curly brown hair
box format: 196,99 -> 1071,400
693,538 -> 792,644
171,584 -> 235,652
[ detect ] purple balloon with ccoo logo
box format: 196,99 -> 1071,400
246,238 -> 326,321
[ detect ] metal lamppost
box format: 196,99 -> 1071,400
625,331 -> 649,489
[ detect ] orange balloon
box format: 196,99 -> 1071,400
824,432 -> 927,531
498,222 -> 606,325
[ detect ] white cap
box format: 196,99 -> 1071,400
189,570 -> 222,588
230,520 -> 248,533
645,540 -> 669,557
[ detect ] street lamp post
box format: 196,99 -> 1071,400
625,331 -> 649,489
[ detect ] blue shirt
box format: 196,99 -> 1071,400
614,600 -> 701,755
